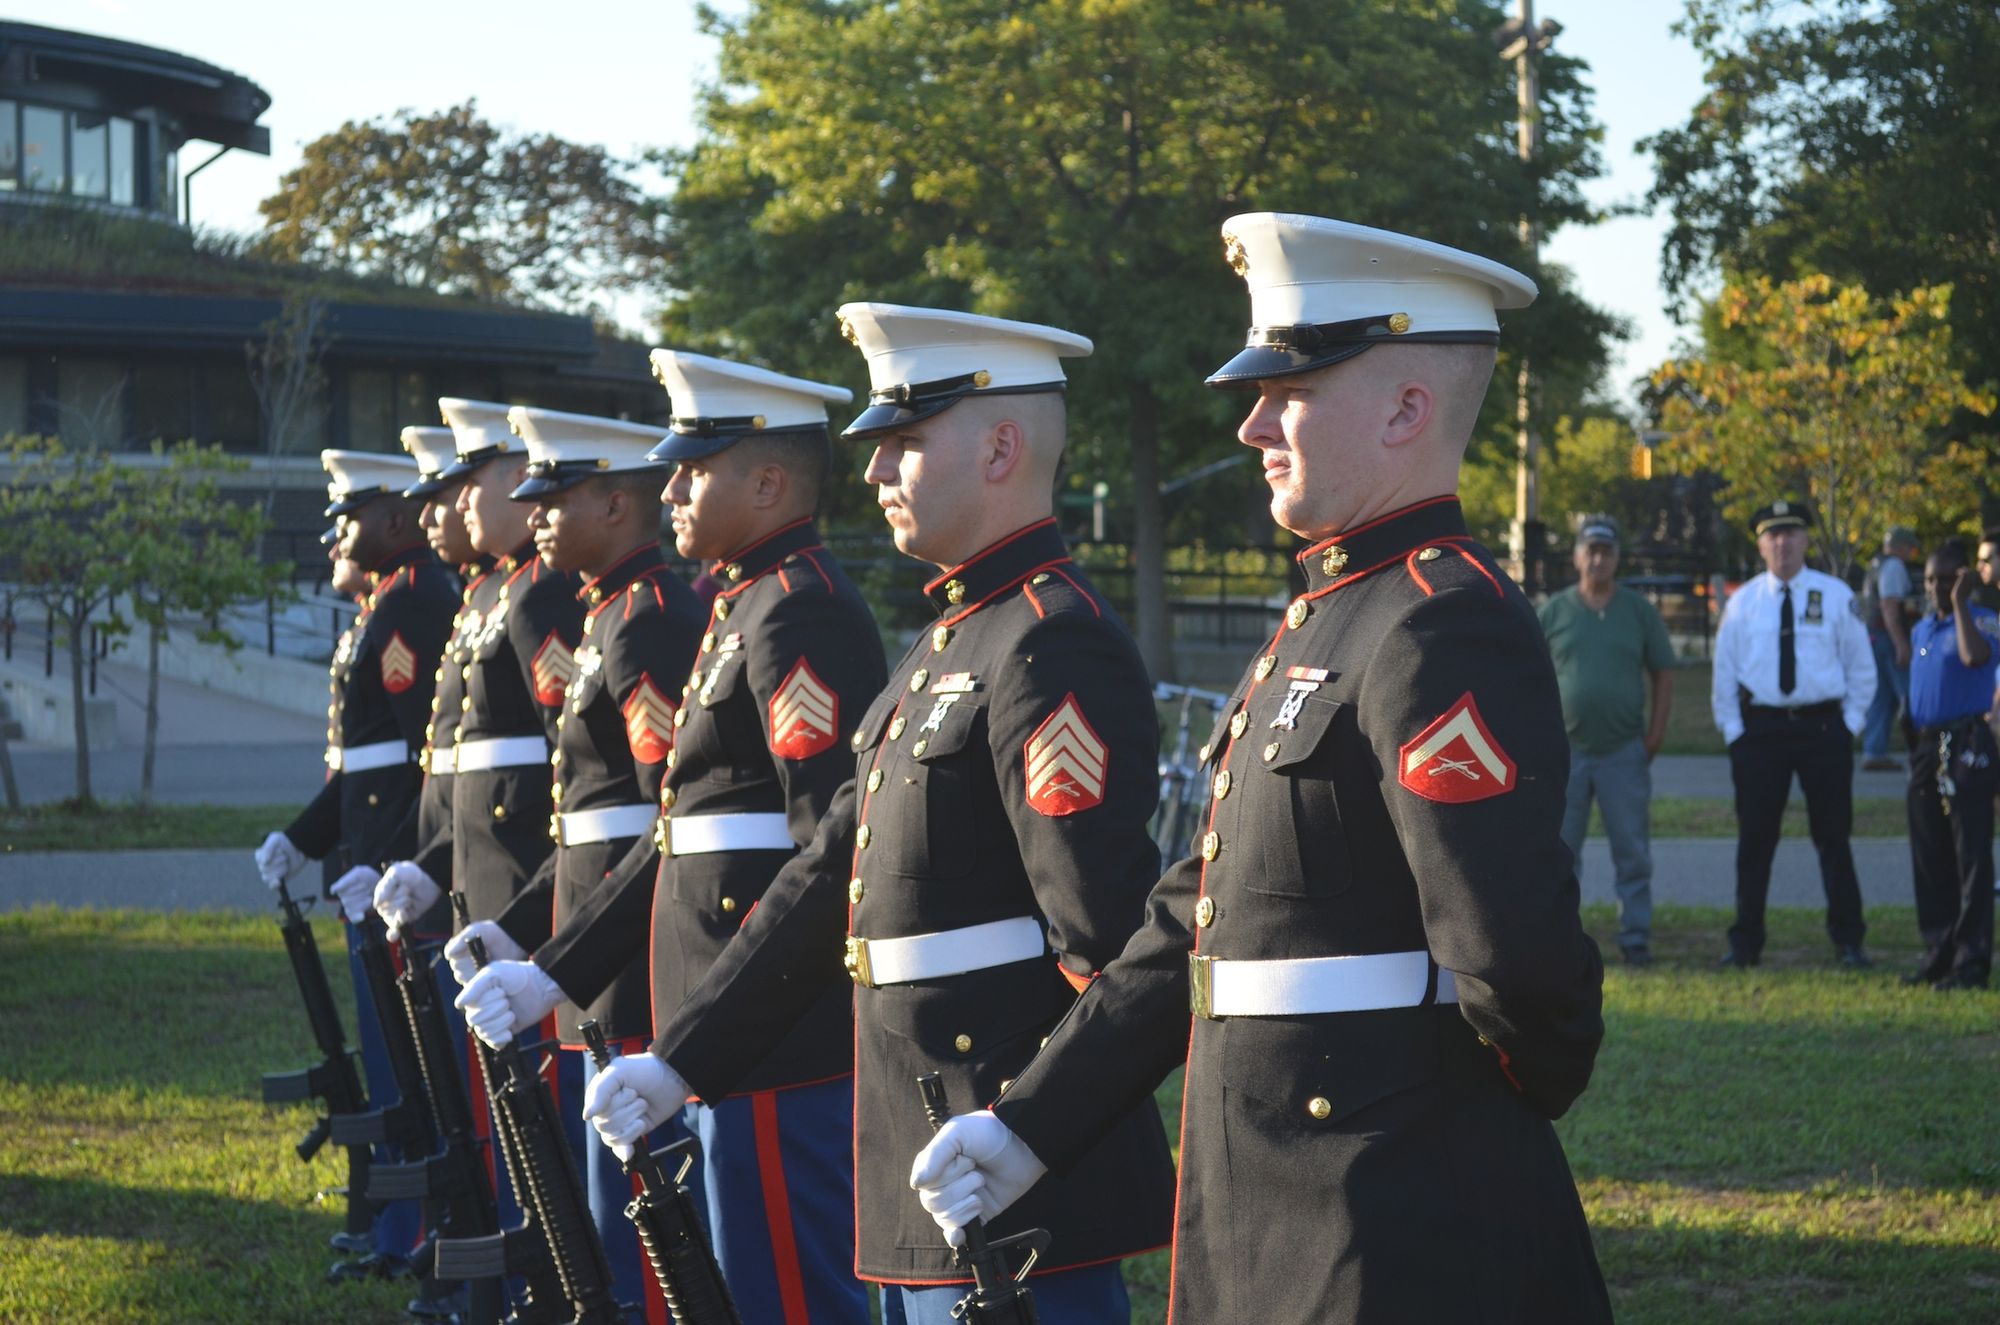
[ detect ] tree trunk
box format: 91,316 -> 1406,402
0,713 -> 19,810
140,612 -> 162,809
66,603 -> 92,807
1128,382 -> 1174,684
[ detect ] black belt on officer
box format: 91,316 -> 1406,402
1739,695 -> 1841,722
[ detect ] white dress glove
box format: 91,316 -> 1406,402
910,1110 -> 1049,1247
581,1052 -> 690,1161
255,831 -> 307,888
453,959 -> 565,1048
444,920 -> 528,987
373,861 -> 443,939
329,865 -> 382,924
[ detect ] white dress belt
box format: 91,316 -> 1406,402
844,917 -> 1046,989
1189,950 -> 1457,1020
327,740 -> 414,773
556,803 -> 656,847
658,812 -> 793,857
426,747 -> 457,776
455,735 -> 550,773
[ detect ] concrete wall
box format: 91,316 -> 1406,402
106,627 -> 331,718
0,662 -> 117,749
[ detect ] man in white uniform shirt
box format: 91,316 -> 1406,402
1711,500 -> 1877,968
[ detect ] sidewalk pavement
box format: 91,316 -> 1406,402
0,837 -> 1944,916
1649,752 -> 1910,801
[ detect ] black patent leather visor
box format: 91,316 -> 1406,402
323,487 -> 394,518
647,421 -> 829,465
1205,316 -> 1499,387
841,379 -> 1068,440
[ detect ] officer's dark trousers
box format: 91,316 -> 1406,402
1907,719 -> 1997,976
1727,703 -> 1867,957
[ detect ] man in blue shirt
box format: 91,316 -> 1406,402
1903,538 -> 1999,991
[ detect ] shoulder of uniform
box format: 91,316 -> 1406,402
759,549 -> 840,599
1015,564 -> 1108,622
1396,539 -> 1512,603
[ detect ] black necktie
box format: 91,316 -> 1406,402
1779,584 -> 1796,695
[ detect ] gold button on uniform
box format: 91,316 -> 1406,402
1212,770 -> 1231,800
701,632 -> 717,652
1307,1096 -> 1332,1120
714,599 -> 730,621
1195,896 -> 1215,927
367,793 -> 379,806
1263,741 -> 1281,761
911,738 -> 929,758
932,625 -> 952,652
1286,599 -> 1309,630
857,825 -> 872,850
1418,546 -> 1443,562
1197,743 -> 1212,763
848,878 -> 865,904
889,716 -> 907,740
665,750 -> 678,768
910,669 -> 929,692
493,805 -> 508,821
954,1034 -> 973,1054
1255,655 -> 1277,681
461,664 -> 473,681
660,786 -> 676,810
1031,573 -> 1051,586
583,615 -> 594,635
867,769 -> 883,792
1229,711 -> 1249,739
1200,831 -> 1219,861
720,896 -> 737,912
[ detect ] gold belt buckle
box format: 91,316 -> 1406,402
843,935 -> 876,988
652,816 -> 671,855
1188,953 -> 1216,1020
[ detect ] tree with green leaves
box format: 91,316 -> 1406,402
657,0 -> 1618,677
1645,1 -> 2000,392
257,101 -> 669,315
1652,274 -> 1996,585
0,437 -> 136,805
121,444 -> 291,807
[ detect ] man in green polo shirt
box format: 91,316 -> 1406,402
1540,517 -> 1678,965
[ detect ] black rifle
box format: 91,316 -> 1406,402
260,876 -> 375,1262
431,922 -> 625,1325
330,913 -> 442,1158
581,1021 -> 741,1325
364,929 -> 506,1325
916,1074 -> 1047,1325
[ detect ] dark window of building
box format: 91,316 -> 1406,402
396,371 -> 432,440
201,362 -> 262,452
71,113 -> 109,200
0,102 -> 16,192
131,362 -> 194,445
346,368 -> 395,451
0,357 -> 27,436
56,358 -> 129,447
109,117 -> 135,207
21,105 -> 62,192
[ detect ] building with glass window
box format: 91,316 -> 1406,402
0,21 -> 663,550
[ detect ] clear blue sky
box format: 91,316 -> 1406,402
26,0 -> 1709,412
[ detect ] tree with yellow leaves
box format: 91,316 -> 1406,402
1653,274 -> 1995,582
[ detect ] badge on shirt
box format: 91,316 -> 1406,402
1804,589 -> 1824,624
622,674 -> 676,765
380,631 -> 418,695
769,658 -> 839,760
531,632 -> 577,707
1397,692 -> 1515,804
917,674 -> 982,734
1024,694 -> 1107,816
1271,666 -> 1330,731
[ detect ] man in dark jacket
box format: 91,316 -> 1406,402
913,214 -> 1611,1324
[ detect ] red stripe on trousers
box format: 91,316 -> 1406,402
753,1089 -> 812,1324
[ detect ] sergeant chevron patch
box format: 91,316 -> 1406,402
531,632 -> 577,706
622,674 -> 675,764
380,631 -> 417,694
1024,694 -> 1107,816
769,658 -> 839,760
1397,692 -> 1515,804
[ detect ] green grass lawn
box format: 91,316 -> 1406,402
2,904 -> 1994,1323
0,803 -> 307,853
1602,796 -> 1907,839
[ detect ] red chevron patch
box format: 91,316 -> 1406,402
769,658 -> 839,760
622,674 -> 675,765
530,632 -> 576,707
380,631 -> 417,695
1024,693 -> 1107,816
1398,692 -> 1515,804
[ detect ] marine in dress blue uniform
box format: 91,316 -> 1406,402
482,352 -> 884,1323
1901,540 -> 1998,989
912,215 -> 1611,1324
584,308 -> 1178,1325
1709,501 -> 1878,967
450,407 -> 706,1318
256,449 -> 460,1269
